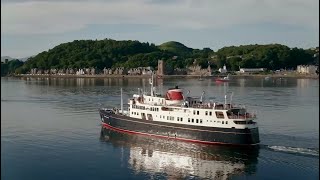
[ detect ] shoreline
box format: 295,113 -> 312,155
6,73 -> 319,79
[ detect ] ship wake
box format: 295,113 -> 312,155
266,145 -> 319,157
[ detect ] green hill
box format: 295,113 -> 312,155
158,41 -> 193,55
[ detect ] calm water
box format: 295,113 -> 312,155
1,76 -> 319,180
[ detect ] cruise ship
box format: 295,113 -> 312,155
99,75 -> 260,145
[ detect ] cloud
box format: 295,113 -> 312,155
1,0 -> 319,35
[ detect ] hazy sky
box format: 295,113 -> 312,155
1,0 -> 319,58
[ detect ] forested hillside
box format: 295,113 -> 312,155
1,38 -> 318,75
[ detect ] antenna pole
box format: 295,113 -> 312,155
120,88 -> 123,114
150,72 -> 154,96
230,92 -> 233,105
224,94 -> 227,108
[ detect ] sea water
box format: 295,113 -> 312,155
1,76 -> 319,179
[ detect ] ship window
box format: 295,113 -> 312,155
141,113 -> 146,120
197,111 -> 199,115
193,110 -> 195,115
205,111 -> 208,115
192,119 -> 194,123
181,118 -> 183,122
226,121 -> 228,124
188,118 -> 190,122
177,117 -> 179,121
209,112 -> 212,116
160,115 -> 162,118
167,116 -> 169,120
215,112 -> 224,119
200,120 -> 202,123
222,121 -> 224,124
196,119 -> 199,123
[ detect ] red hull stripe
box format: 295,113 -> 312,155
101,122 -> 256,146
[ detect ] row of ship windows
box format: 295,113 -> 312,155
206,120 -> 228,124
193,110 -> 225,119
132,105 -> 159,111
131,112 -> 228,125
132,105 -> 225,119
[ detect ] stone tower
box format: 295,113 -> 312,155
157,60 -> 165,76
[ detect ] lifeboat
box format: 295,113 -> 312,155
166,86 -> 183,100
164,86 -> 184,105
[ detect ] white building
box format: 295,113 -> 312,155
218,64 -> 227,73
297,65 -> 318,74
76,69 -> 85,75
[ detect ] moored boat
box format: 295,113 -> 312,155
215,74 -> 230,82
99,74 -> 260,146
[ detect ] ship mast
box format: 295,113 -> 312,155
150,72 -> 154,97
120,87 -> 123,114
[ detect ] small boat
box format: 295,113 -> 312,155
215,74 -> 230,82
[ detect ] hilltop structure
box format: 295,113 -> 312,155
157,60 -> 165,77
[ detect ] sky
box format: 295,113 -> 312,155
1,0 -> 319,58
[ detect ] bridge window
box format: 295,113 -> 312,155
234,120 -> 246,124
215,111 -> 224,119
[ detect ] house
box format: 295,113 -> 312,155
297,65 -> 318,74
219,65 -> 227,73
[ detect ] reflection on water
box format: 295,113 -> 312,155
100,127 -> 259,180
20,76 -> 307,90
